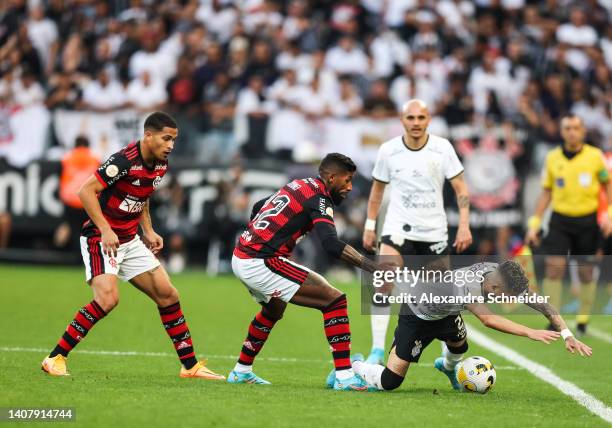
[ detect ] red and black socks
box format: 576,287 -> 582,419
234,311 -> 277,372
158,302 -> 197,370
50,300 -> 106,357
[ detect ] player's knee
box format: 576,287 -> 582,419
380,367 -> 405,391
156,285 -> 179,307
262,307 -> 284,322
96,292 -> 119,312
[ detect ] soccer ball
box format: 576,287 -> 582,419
456,356 -> 496,394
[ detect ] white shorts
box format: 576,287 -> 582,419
231,255 -> 311,304
80,235 -> 160,282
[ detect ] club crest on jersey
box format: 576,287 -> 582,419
105,164 -> 119,178
119,195 -> 145,213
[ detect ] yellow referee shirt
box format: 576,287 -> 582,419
542,144 -> 609,217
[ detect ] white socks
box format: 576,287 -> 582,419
370,307 -> 391,350
442,343 -> 463,371
335,368 -> 355,380
352,360 -> 385,390
233,362 -> 252,373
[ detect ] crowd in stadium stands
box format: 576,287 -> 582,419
0,0 -> 611,271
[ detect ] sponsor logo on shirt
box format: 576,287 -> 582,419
130,165 -> 143,171
155,164 -> 167,171
119,195 -> 146,213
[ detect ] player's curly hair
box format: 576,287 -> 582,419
497,260 -> 529,296
319,153 -> 356,174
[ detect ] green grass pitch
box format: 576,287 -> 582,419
1,264 -> 610,427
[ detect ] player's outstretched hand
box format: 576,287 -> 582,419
527,329 -> 560,344
363,229 -> 377,253
101,229 -> 120,257
453,225 -> 472,253
142,231 -> 164,255
565,336 -> 592,356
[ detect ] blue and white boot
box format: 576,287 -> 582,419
333,374 -> 368,391
365,347 -> 385,365
326,353 -> 366,389
434,357 -> 460,391
227,370 -> 271,385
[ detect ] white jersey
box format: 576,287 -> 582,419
404,262 -> 498,320
372,134 -> 464,242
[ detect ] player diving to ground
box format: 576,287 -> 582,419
329,260 -> 592,391
42,112 -> 224,380
229,153 -> 394,391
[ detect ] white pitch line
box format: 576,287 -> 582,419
466,324 -> 612,423
581,326 -> 612,345
0,346 -> 521,370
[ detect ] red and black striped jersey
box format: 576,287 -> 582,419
234,177 -> 336,259
81,142 -> 167,243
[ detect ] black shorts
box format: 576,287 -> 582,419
543,212 -> 599,258
391,309 -> 467,363
380,235 -> 450,256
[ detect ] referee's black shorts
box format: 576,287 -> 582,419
543,212 -> 599,260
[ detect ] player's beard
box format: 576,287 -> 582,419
330,189 -> 345,206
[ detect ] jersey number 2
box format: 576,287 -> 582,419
253,194 -> 291,230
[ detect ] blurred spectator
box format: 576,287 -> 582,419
235,74 -> 275,155
196,1 -> 238,44
555,6 -> 598,73
46,71 -> 83,110
242,39 -> 278,86
11,69 -> 44,107
363,79 -> 396,118
128,30 -> 175,84
200,71 -> 238,163
82,68 -> 127,112
126,71 -> 167,112
166,55 -> 198,112
26,4 -> 59,76
55,136 -> 99,250
194,42 -> 225,90
325,36 -> 369,76
328,75 -> 362,118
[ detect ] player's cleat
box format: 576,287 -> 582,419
227,370 -> 271,385
561,299 -> 579,314
576,323 -> 587,337
365,347 -> 385,365
326,353 -> 365,388
41,355 -> 69,376
434,357 -> 461,391
333,374 -> 368,391
180,360 -> 225,380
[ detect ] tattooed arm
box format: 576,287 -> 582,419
526,294 -> 593,356
525,297 -> 567,332
340,244 -> 384,273
449,173 -> 472,253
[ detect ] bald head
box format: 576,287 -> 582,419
401,99 -> 429,115
400,99 -> 431,142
